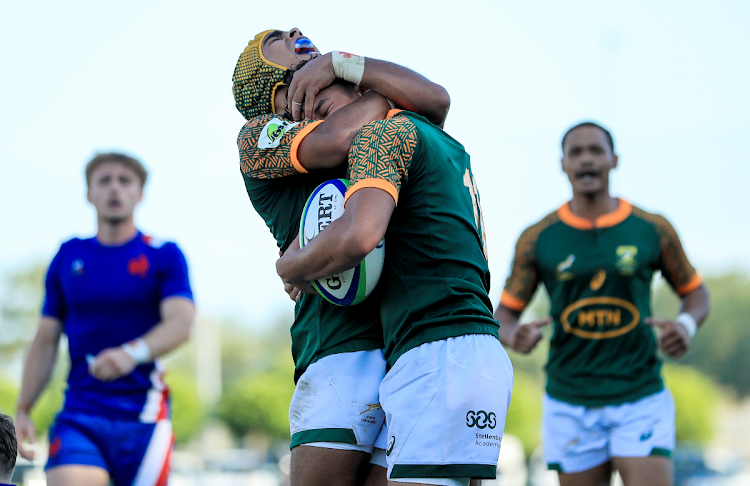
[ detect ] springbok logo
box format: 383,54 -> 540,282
556,254 -> 576,281
360,403 -> 382,415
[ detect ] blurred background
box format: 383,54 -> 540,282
1,0 -> 749,485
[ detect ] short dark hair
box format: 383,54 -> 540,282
0,413 -> 17,479
561,121 -> 615,153
281,59 -> 356,120
85,152 -> 148,188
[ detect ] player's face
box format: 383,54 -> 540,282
262,28 -> 319,68
87,162 -> 143,224
274,83 -> 362,119
561,126 -> 618,196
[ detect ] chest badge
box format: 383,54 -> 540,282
70,259 -> 85,276
556,254 -> 576,281
615,246 -> 638,275
127,254 -> 150,278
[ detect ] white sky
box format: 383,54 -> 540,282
1,0 -> 748,327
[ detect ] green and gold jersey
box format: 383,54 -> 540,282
237,114 -> 383,382
501,200 -> 702,406
345,111 -> 498,369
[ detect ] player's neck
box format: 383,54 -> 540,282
569,192 -> 619,222
96,217 -> 138,246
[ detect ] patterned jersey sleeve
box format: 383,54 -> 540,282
237,114 -> 323,180
652,214 -> 702,295
344,115 -> 419,205
500,226 -> 542,312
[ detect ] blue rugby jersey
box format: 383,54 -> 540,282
42,232 -> 193,422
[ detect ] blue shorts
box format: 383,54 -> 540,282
46,411 -> 173,486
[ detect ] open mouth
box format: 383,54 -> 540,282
575,169 -> 599,181
294,38 -> 318,55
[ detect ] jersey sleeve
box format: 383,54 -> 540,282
344,116 -> 419,205
500,227 -> 542,312
653,215 -> 702,295
159,243 -> 194,302
237,114 -> 323,180
41,246 -> 66,321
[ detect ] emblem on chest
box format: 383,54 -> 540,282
615,246 -> 638,275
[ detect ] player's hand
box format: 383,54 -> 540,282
646,317 -> 690,358
89,347 -> 137,381
15,410 -> 37,460
509,317 -> 551,354
287,52 -> 335,121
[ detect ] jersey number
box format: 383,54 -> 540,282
463,169 -> 488,260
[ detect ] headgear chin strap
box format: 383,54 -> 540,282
232,30 -> 288,120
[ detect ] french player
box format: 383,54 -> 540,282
494,122 -> 711,486
15,153 -> 195,486
233,28 -> 450,486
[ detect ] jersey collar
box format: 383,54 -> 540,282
557,198 -> 632,230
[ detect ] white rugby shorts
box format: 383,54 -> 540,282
542,389 -> 676,474
378,334 -> 514,483
289,349 -> 386,451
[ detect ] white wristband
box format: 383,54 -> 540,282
332,51 -> 365,85
122,338 -> 151,364
676,313 -> 697,340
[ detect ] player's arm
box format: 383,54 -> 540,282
16,316 -> 62,460
239,92 -> 390,180
494,228 -> 549,354
288,52 -> 450,126
276,188 -> 393,286
89,297 -> 195,381
296,91 -> 392,170
644,214 -> 711,358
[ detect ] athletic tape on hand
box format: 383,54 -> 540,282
332,51 -> 365,85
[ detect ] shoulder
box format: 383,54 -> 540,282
630,204 -> 676,236
518,210 -> 560,245
140,234 -> 184,256
354,113 -> 419,156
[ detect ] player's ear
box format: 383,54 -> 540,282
612,154 -> 619,170
86,189 -> 93,203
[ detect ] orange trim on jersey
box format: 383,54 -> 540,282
386,109 -> 404,119
290,120 -> 324,173
557,199 -> 632,230
500,291 -> 527,312
344,178 -> 399,206
676,273 -> 703,296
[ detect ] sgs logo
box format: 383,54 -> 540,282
466,410 -> 497,429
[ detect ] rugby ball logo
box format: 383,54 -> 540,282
299,179 -> 384,306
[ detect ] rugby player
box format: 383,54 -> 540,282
494,122 -> 711,486
0,413 -> 16,486
15,153 -> 195,486
233,29 -> 451,486
274,82 -> 514,484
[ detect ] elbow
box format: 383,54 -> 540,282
341,229 -> 380,268
428,88 -> 451,126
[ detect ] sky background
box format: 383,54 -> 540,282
1,0 -> 748,328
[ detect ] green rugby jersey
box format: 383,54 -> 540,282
501,200 -> 702,406
345,111 -> 499,369
237,114 -> 384,382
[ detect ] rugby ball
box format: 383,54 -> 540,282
299,179 -> 384,306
